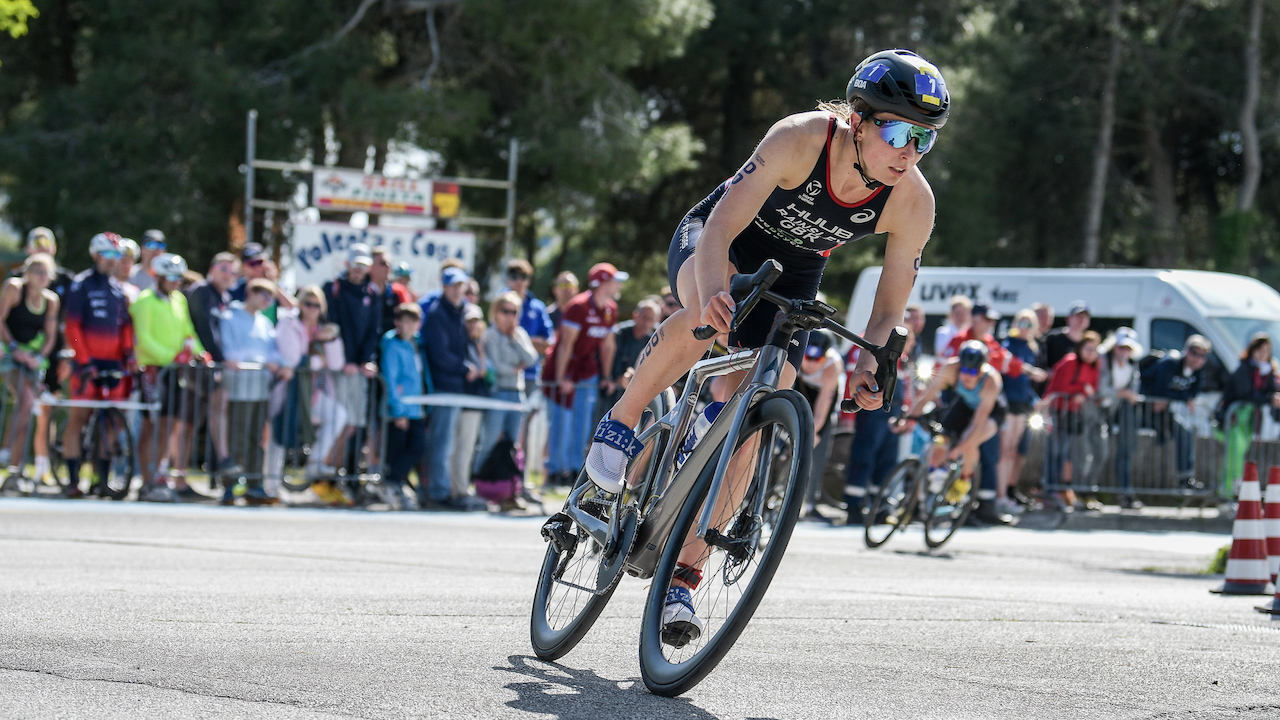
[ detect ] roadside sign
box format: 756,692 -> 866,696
312,169 -> 432,216
289,222 -> 475,296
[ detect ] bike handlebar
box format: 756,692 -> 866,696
690,260 -> 907,414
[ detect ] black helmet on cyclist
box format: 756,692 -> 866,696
957,340 -> 988,371
846,49 -> 950,130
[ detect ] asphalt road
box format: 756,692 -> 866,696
1,499 -> 1276,719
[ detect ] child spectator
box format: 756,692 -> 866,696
381,303 -> 429,509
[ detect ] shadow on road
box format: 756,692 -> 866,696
495,655 -> 722,719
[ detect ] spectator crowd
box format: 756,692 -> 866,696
2,226 -> 1273,522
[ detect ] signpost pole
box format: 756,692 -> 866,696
504,138 -> 518,262
245,109 -> 258,248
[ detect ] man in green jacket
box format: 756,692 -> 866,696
130,254 -> 206,502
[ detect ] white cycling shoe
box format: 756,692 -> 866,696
661,586 -> 705,648
584,413 -> 642,495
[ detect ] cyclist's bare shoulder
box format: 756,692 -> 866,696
878,166 -> 935,237
746,112 -> 834,187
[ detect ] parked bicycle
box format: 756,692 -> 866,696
50,369 -> 146,500
529,260 -> 906,696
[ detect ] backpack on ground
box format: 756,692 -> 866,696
473,437 -> 522,504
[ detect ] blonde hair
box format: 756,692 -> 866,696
296,285 -> 327,316
489,290 -> 523,324
816,99 -> 857,124
1009,309 -> 1039,353
24,253 -> 56,276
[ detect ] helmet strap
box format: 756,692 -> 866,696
851,112 -> 884,191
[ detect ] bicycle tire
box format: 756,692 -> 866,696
923,468 -> 974,548
638,389 -> 812,697
864,457 -> 922,549
93,408 -> 135,501
529,394 -> 669,661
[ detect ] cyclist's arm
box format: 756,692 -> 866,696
0,279 -> 21,347
957,371 -> 1002,454
849,172 -> 934,409
912,360 -> 957,412
695,114 -> 827,331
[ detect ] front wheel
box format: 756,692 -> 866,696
638,389 -> 812,697
923,467 -> 974,548
529,393 -> 669,661
864,458 -> 923,549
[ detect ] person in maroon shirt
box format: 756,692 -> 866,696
541,262 -> 624,485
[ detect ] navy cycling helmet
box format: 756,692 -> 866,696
846,49 -> 950,129
957,340 -> 988,371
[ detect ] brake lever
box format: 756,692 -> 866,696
692,285 -> 764,341
840,325 -> 908,414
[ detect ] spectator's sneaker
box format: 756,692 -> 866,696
585,414 -> 644,495
975,500 -> 1012,526
400,487 -> 420,511
215,458 -> 244,480
220,484 -> 237,506
63,483 -> 84,499
139,483 -> 178,503
34,456 -> 52,486
243,486 -> 280,506
372,482 -> 402,510
995,497 -> 1024,517
661,586 -> 705,648
1119,496 -> 1144,511
174,483 -> 207,501
87,482 -> 106,498
311,480 -> 353,507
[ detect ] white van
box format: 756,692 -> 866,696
845,266 -> 1280,377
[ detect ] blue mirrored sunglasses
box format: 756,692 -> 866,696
98,250 -> 123,260
871,117 -> 937,154
959,366 -> 981,376
144,241 -> 166,250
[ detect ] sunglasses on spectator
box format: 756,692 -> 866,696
499,307 -> 519,316
98,250 -> 123,260
162,274 -> 183,283
1188,349 -> 1209,358
507,271 -> 530,281
245,258 -> 265,267
870,117 -> 937,154
144,241 -> 166,251
959,367 -> 980,376
302,301 -> 322,310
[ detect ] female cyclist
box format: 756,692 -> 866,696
584,49 -> 949,641
910,340 -> 1006,497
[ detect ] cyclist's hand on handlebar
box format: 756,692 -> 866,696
847,369 -> 883,412
700,291 -> 736,336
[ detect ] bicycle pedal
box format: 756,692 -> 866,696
541,512 -> 578,556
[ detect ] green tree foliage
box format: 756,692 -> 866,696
0,0 -> 37,39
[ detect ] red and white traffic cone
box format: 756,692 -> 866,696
1211,462 -> 1271,596
1255,467 -> 1280,616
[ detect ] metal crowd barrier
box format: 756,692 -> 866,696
1016,393 -> 1278,503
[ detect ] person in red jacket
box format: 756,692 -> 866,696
945,303 -> 1047,383
1042,330 -> 1102,507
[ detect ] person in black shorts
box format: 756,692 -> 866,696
583,49 -> 950,644
907,341 -> 1006,513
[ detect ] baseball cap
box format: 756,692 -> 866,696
442,267 -> 469,286
971,303 -> 1001,321
1113,327 -> 1142,354
1068,300 -> 1090,317
346,243 -> 373,266
587,262 -> 629,287
242,242 -> 265,261
463,303 -> 484,322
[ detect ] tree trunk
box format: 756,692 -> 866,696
1142,113 -> 1179,268
1082,0 -> 1122,266
1236,0 -> 1262,212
